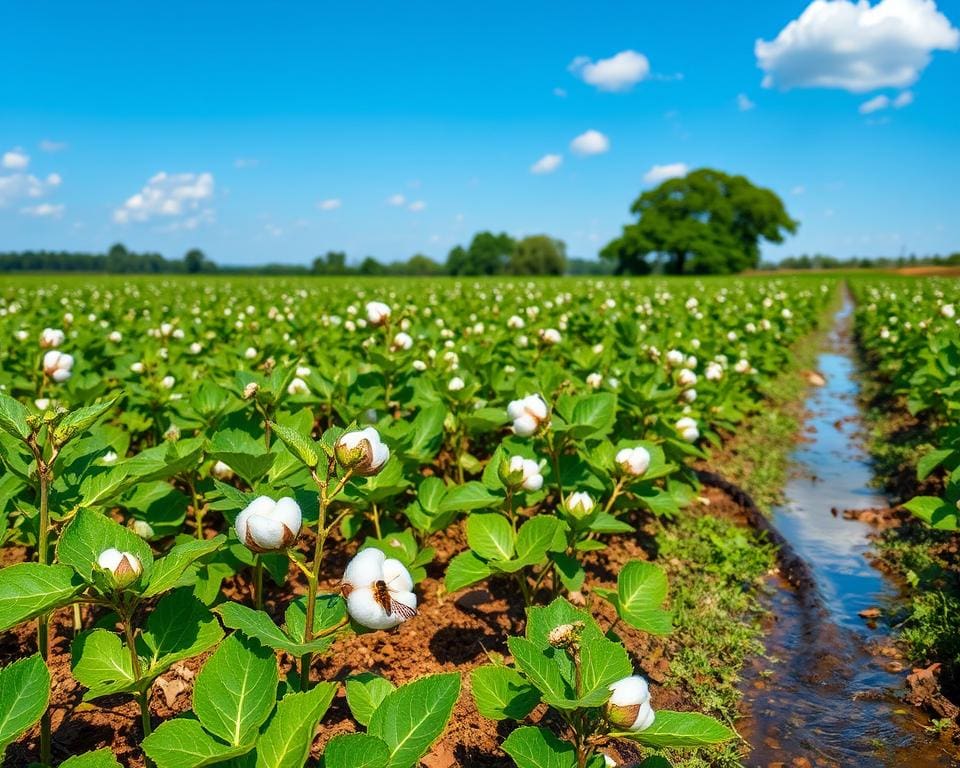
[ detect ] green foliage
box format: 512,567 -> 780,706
602,168 -> 797,275
509,235 -> 567,276
0,655 -> 50,757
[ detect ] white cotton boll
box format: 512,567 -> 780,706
616,446 -> 651,477
96,548 -> 142,589
507,394 -> 548,437
675,417 -> 699,443
392,332 -> 413,351
412,359 -> 427,372
40,328 -> 65,348
244,346 -> 258,360
287,377 -> 309,395
448,376 -> 465,392
161,375 -> 175,389
586,372 -> 603,389
235,496 -> 302,553
366,301 -> 391,325
336,427 -> 390,475
342,548 -> 417,630
43,350 -> 74,382
605,675 -> 655,732
131,362 -> 145,374
677,369 -> 697,388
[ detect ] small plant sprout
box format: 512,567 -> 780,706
341,548 -> 418,629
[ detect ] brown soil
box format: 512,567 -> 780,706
3,497 -> 758,768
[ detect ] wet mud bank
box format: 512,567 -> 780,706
730,295 -> 958,767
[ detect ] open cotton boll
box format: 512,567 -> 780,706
616,446 -> 651,477
43,350 -> 74,382
605,675 -> 656,732
97,548 -> 143,589
336,427 -> 390,475
341,548 -> 417,630
507,394 -> 548,437
235,496 -> 302,553
366,301 -> 391,325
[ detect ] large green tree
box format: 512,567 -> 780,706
446,231 -> 515,275
601,168 -> 797,275
508,235 -> 567,275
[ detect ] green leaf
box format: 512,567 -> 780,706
254,682 -> 337,768
322,733 -> 390,768
625,710 -> 736,748
616,560 -> 673,635
903,495 -> 959,530
368,672 -> 460,768
210,429 -> 277,486
53,399 -> 117,446
71,629 -> 137,700
514,517 -> 567,564
57,507 -> 154,586
507,637 -> 576,709
143,718 -> 253,768
139,589 -> 223,677
437,482 -> 502,514
501,726 -> 577,768
444,551 -> 492,593
193,632 -> 278,747
214,603 -> 309,656
345,673 -> 396,727
59,748 -> 124,768
284,594 -> 348,646
0,393 -> 29,441
143,536 -> 225,598
552,553 -> 585,592
918,448 -> 954,481
0,655 -> 50,755
0,563 -> 85,631
470,665 -> 540,721
576,622 -> 632,705
466,513 -> 515,561
270,422 -> 319,469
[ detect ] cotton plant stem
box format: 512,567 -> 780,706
122,612 -> 152,738
29,441 -> 53,767
253,557 -> 264,610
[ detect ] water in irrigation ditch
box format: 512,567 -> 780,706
740,295 -> 957,767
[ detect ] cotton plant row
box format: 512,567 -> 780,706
0,275 -> 835,766
851,277 -> 960,531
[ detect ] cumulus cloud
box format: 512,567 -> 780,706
531,154 -> 563,174
317,198 -> 342,211
2,148 -> 30,170
737,93 -> 756,111
408,200 -> 426,212
39,140 -> 67,153
859,89 -> 915,113
756,0 -> 959,92
894,89 -> 915,107
569,50 -> 651,91
0,171 -> 61,207
643,162 -> 689,184
570,130 -> 610,156
387,193 -> 406,206
21,203 -> 64,218
113,171 -> 214,225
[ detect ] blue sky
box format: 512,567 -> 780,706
1,0 -> 959,265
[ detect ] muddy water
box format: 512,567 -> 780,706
740,295 -> 957,767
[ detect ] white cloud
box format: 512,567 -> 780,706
234,157 -> 259,169
553,87 -> 567,98
531,153 -> 563,174
387,193 -> 406,206
2,148 -> 30,170
113,171 -> 214,225
569,50 -> 650,91
756,0 -> 959,92
643,162 -> 689,184
569,129 -> 610,156
737,93 -> 756,111
39,140 -> 67,153
21,203 -> 64,218
894,89 -> 915,107
859,94 -> 890,113
0,172 -> 61,206
408,200 -> 426,212
317,198 -> 341,211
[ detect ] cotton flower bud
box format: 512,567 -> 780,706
616,446 -> 651,477
675,417 -> 699,443
243,381 -> 260,399
336,427 -> 390,475
391,332 -> 413,351
163,423 -> 181,441
235,496 -> 302,553
97,548 -> 143,590
341,548 -> 417,630
507,394 -> 549,437
564,491 -> 595,520
499,455 -> 544,492
547,621 -> 584,650
366,301 -> 391,326
605,676 -> 655,732
129,519 -> 155,539
40,328 -> 65,348
42,350 -> 74,382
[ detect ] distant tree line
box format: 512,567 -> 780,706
0,244 -> 216,274
760,252 -> 960,271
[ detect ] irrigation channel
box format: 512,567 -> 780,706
738,293 -> 957,767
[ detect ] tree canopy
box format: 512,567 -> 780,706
446,231 -> 516,275
601,168 -> 798,275
508,235 -> 567,275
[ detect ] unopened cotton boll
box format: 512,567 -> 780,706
131,362 -> 145,374
705,362 -> 723,381
616,446 -> 651,477
665,349 -> 684,367
161,375 -> 175,389
501,455 -> 544,492
412,359 -> 427,372
677,369 -> 697,388
539,328 -> 561,345
108,330 -> 122,343
564,491 -> 595,519
211,460 -> 234,480
97,548 -> 143,590
392,332 -> 413,351
448,376 -> 465,392
244,346 -> 258,360
336,427 -> 390,475
605,676 -> 655,732
341,548 -> 417,630
40,328 -> 65,348
676,416 -> 699,443
287,377 -> 309,396
586,372 -> 603,389
235,496 -> 302,553
366,301 -> 391,326
43,350 -> 74,382
507,394 -> 549,437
